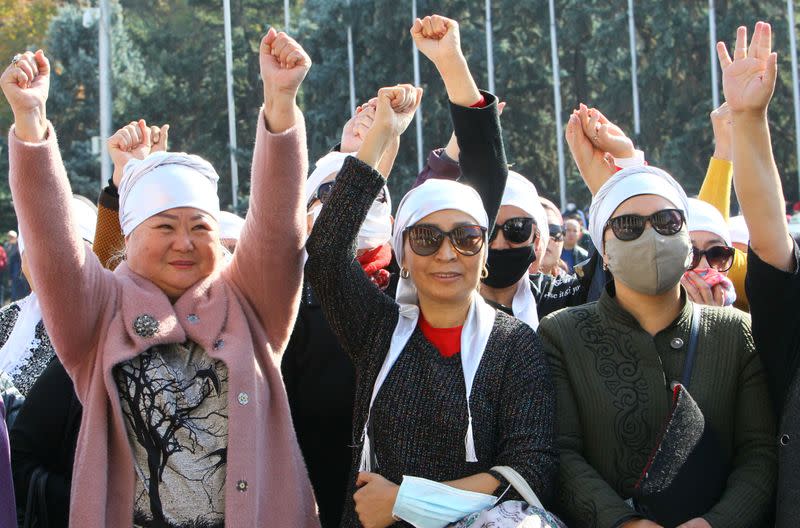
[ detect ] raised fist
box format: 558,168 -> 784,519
260,27 -> 311,101
373,84 -> 423,139
1,50 -> 51,141
410,15 -> 463,68
341,98 -> 377,153
108,120 -> 169,186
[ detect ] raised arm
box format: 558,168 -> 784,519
2,50 -> 114,370
412,15 -> 507,230
717,22 -> 793,271
565,104 -> 637,196
224,29 -> 310,353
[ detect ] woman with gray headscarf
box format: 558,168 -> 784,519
539,161 -> 776,528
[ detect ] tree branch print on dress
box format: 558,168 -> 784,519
114,341 -> 229,528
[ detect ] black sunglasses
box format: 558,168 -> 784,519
689,245 -> 735,272
489,217 -> 536,244
605,209 -> 685,241
404,224 -> 487,257
549,224 -> 564,242
307,180 -> 387,209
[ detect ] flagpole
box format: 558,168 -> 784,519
485,0 -> 495,94
548,0 -> 566,208
223,0 -> 239,208
412,0 -> 424,173
627,0 -> 641,135
788,0 -> 800,194
708,0 -> 719,109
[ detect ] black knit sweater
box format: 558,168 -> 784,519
306,151 -> 557,527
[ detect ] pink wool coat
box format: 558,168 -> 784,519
8,110 -> 320,527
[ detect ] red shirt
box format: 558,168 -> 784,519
419,314 -> 463,358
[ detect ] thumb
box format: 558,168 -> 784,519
34,50 -> 50,77
765,52 -> 778,91
356,472 -> 376,487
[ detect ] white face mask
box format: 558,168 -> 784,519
357,195 -> 392,250
307,190 -> 392,250
392,476 -> 498,528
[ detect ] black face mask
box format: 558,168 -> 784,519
482,245 -> 536,289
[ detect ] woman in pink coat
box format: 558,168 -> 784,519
1,29 -> 319,528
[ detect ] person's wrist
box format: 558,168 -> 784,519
712,145 -> 732,161
432,50 -> 467,74
13,107 -> 47,142
730,108 -> 769,121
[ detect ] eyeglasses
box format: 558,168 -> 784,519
689,245 -> 735,272
549,224 -> 564,242
404,224 -> 487,257
605,209 -> 685,241
489,217 -> 536,244
307,180 -> 387,209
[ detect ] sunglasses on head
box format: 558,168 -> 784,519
404,224 -> 487,257
689,245 -> 735,272
549,224 -> 564,242
489,217 -> 536,244
605,209 -> 685,241
307,180 -> 388,209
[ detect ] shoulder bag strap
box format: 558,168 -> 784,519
490,465 -> 544,510
681,304 -> 702,387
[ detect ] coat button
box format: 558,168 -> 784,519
187,314 -> 200,324
670,337 -> 684,349
780,434 -> 790,446
238,392 -> 249,405
213,339 -> 224,350
236,480 -> 248,492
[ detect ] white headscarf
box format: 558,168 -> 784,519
118,152 -> 220,236
499,171 -> 548,330
4,197 -> 98,375
358,179 -> 496,473
687,198 -> 732,246
728,215 -> 749,246
218,211 -> 245,241
589,166 -> 690,254
307,152 -> 392,250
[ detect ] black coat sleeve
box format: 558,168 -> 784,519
449,91 -> 508,233
10,358 -> 81,527
305,156 -> 400,365
746,239 -> 800,416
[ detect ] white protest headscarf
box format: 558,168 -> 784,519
728,215 -> 749,246
358,179 -> 496,473
589,166 -> 690,254
218,211 -> 245,241
307,152 -> 392,250
118,152 -> 220,236
4,197 -> 98,375
687,198 -> 732,246
500,171 -> 549,330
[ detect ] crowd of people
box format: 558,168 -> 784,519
0,11 -> 797,528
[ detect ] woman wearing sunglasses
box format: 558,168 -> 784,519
681,198 -> 738,307
539,165 -> 776,528
307,15 -> 556,528
478,171 -> 550,329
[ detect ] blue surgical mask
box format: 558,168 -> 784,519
392,476 -> 498,528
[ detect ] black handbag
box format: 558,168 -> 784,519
632,305 -> 729,528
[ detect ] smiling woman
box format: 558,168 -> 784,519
1,28 -> 320,527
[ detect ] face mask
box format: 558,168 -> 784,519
357,195 -> 392,250
482,245 -> 536,289
392,476 -> 498,528
606,227 -> 691,295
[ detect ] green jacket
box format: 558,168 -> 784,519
539,290 -> 776,528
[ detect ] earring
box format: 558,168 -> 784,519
480,266 -> 489,279
400,268 -> 410,279
602,262 -> 608,271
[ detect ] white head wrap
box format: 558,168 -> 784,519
728,215 -> 749,246
687,198 -> 732,246
118,152 -> 220,236
589,166 -> 690,254
499,171 -> 549,330
18,196 -> 97,255
358,179 -> 496,473
218,211 -> 245,241
307,152 -> 392,250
